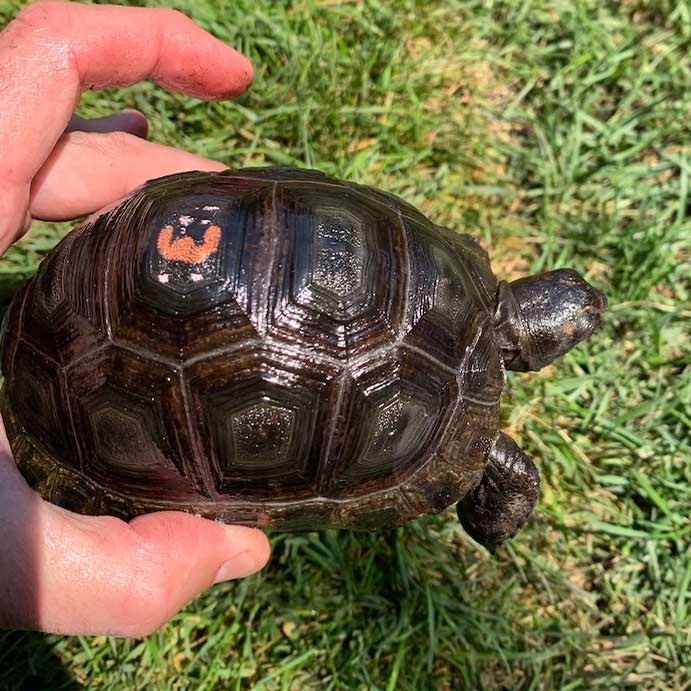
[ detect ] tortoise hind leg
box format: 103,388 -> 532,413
457,432 -> 540,552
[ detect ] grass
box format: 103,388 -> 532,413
0,0 -> 690,688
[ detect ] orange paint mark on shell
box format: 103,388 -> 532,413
157,224 -> 222,264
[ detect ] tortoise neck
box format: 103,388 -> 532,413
493,281 -> 542,372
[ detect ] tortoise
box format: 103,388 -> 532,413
0,167 -> 607,551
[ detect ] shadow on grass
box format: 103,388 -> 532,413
0,631 -> 77,691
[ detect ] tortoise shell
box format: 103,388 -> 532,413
1,167 -> 506,531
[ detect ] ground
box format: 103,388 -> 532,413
0,0 -> 689,689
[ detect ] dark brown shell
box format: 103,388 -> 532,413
0,167 -> 503,530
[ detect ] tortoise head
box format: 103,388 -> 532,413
494,268 -> 607,372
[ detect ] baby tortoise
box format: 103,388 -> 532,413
0,167 -> 607,551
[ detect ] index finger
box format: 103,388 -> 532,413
0,1 -> 253,245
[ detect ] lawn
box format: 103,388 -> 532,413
0,0 -> 690,688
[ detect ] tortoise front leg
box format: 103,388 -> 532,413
456,432 -> 540,552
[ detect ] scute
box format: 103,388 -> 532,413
142,194 -> 232,313
327,346 -> 458,498
267,179 -> 407,359
0,282 -> 27,381
184,343 -> 342,500
106,175 -> 275,361
66,346 -> 204,500
401,215 -> 491,369
21,220 -> 109,365
7,344 -> 75,470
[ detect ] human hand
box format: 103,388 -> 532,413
0,1 -> 270,637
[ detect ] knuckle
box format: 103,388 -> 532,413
11,2 -> 75,71
13,2 -> 66,36
13,2 -> 49,27
152,7 -> 192,27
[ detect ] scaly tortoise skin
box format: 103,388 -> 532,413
0,167 -> 607,550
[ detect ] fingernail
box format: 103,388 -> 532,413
214,552 -> 257,583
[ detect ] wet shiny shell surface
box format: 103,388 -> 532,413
0,167 -> 503,530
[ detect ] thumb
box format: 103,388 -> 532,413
50,508 -> 270,637
1,459 -> 270,636
53,507 -> 269,637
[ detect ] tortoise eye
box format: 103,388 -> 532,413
156,224 -> 221,264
